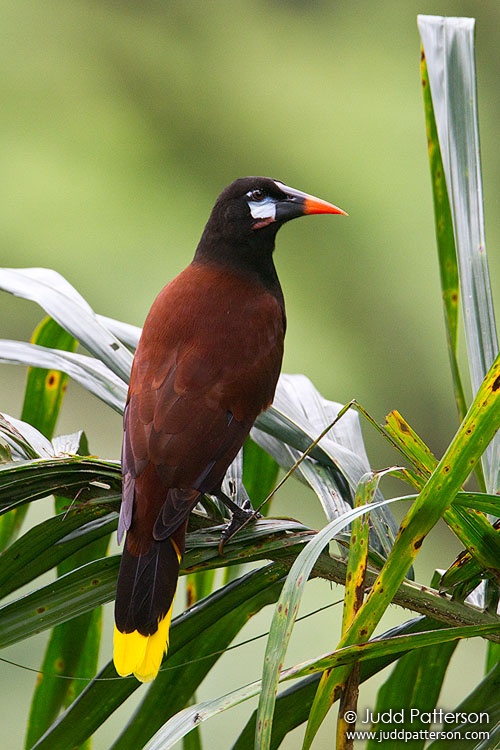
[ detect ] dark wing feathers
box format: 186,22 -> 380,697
153,488 -> 201,540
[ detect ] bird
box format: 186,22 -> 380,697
113,176 -> 346,682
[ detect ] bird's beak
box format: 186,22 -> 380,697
274,181 -> 348,222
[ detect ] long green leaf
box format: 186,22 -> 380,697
301,471 -> 400,750
426,658 -> 500,748
25,607 -> 104,749
419,40 -> 467,426
0,339 -> 127,413
341,472 -> 372,633
0,506 -> 117,599
454,492 -> 500,516
233,617 -> 451,750
284,624 -> 500,681
0,318 -> 77,548
26,501 -> 112,747
385,410 -> 500,597
142,622 -> 499,750
0,267 -> 133,382
256,491 -> 399,750
4,316 -> 101,748
418,15 -> 499,494
365,641 -> 457,750
0,556 -> 119,648
337,471 -> 373,747
304,354 -> 500,748
20,317 -> 79,439
0,455 -> 121,511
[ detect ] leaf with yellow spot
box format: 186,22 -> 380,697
420,42 -> 467,427
21,316 -> 78,440
385,411 -> 500,594
303,353 -> 500,749
385,410 -> 437,477
0,317 -> 78,551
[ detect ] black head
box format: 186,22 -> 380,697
194,176 -> 346,287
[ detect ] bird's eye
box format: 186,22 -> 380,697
249,188 -> 266,202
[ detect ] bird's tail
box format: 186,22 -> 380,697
113,535 -> 182,682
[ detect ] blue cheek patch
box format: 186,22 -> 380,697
247,196 -> 277,222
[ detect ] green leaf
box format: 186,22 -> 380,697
185,569 -> 217,610
142,621 -> 499,750
29,429 -> 112,743
418,15 -> 499,494
0,317 -> 78,548
337,472 -> 373,747
0,455 -> 121,512
232,618 -> 452,750
110,567 -> 285,750
31,661 -> 135,750
485,641 -> 500,674
256,492 -> 398,750
254,375 -> 399,559
440,506 -> 500,598
25,501 -> 112,747
0,505 -> 117,599
0,267 -> 133,382
183,517 -> 314,572
453,492 -> 500,516
384,410 -> 436,478
341,472 -> 374,633
0,339 -> 127,413
304,353 -> 500,748
287,623 -> 500,682
366,641 -> 457,749
426,658 -> 500,748
31,564 -> 286,750
385,412 -> 500,599
304,470 -> 402,748
25,607 -> 104,749
21,317 -> 79,439
242,436 -> 280,510
0,556 -> 119,648
419,41 -> 467,426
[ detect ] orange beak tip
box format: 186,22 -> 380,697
303,197 -> 348,217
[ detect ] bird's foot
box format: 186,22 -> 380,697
216,493 -> 261,554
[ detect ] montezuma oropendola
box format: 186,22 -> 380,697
114,177 -> 346,681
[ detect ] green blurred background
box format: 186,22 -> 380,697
1,1 -> 499,748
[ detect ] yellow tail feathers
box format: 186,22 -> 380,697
113,607 -> 173,683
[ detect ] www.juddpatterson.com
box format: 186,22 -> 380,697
342,709 -> 490,744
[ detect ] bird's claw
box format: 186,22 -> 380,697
218,506 -> 261,555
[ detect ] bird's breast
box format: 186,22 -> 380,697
133,263 -> 285,407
